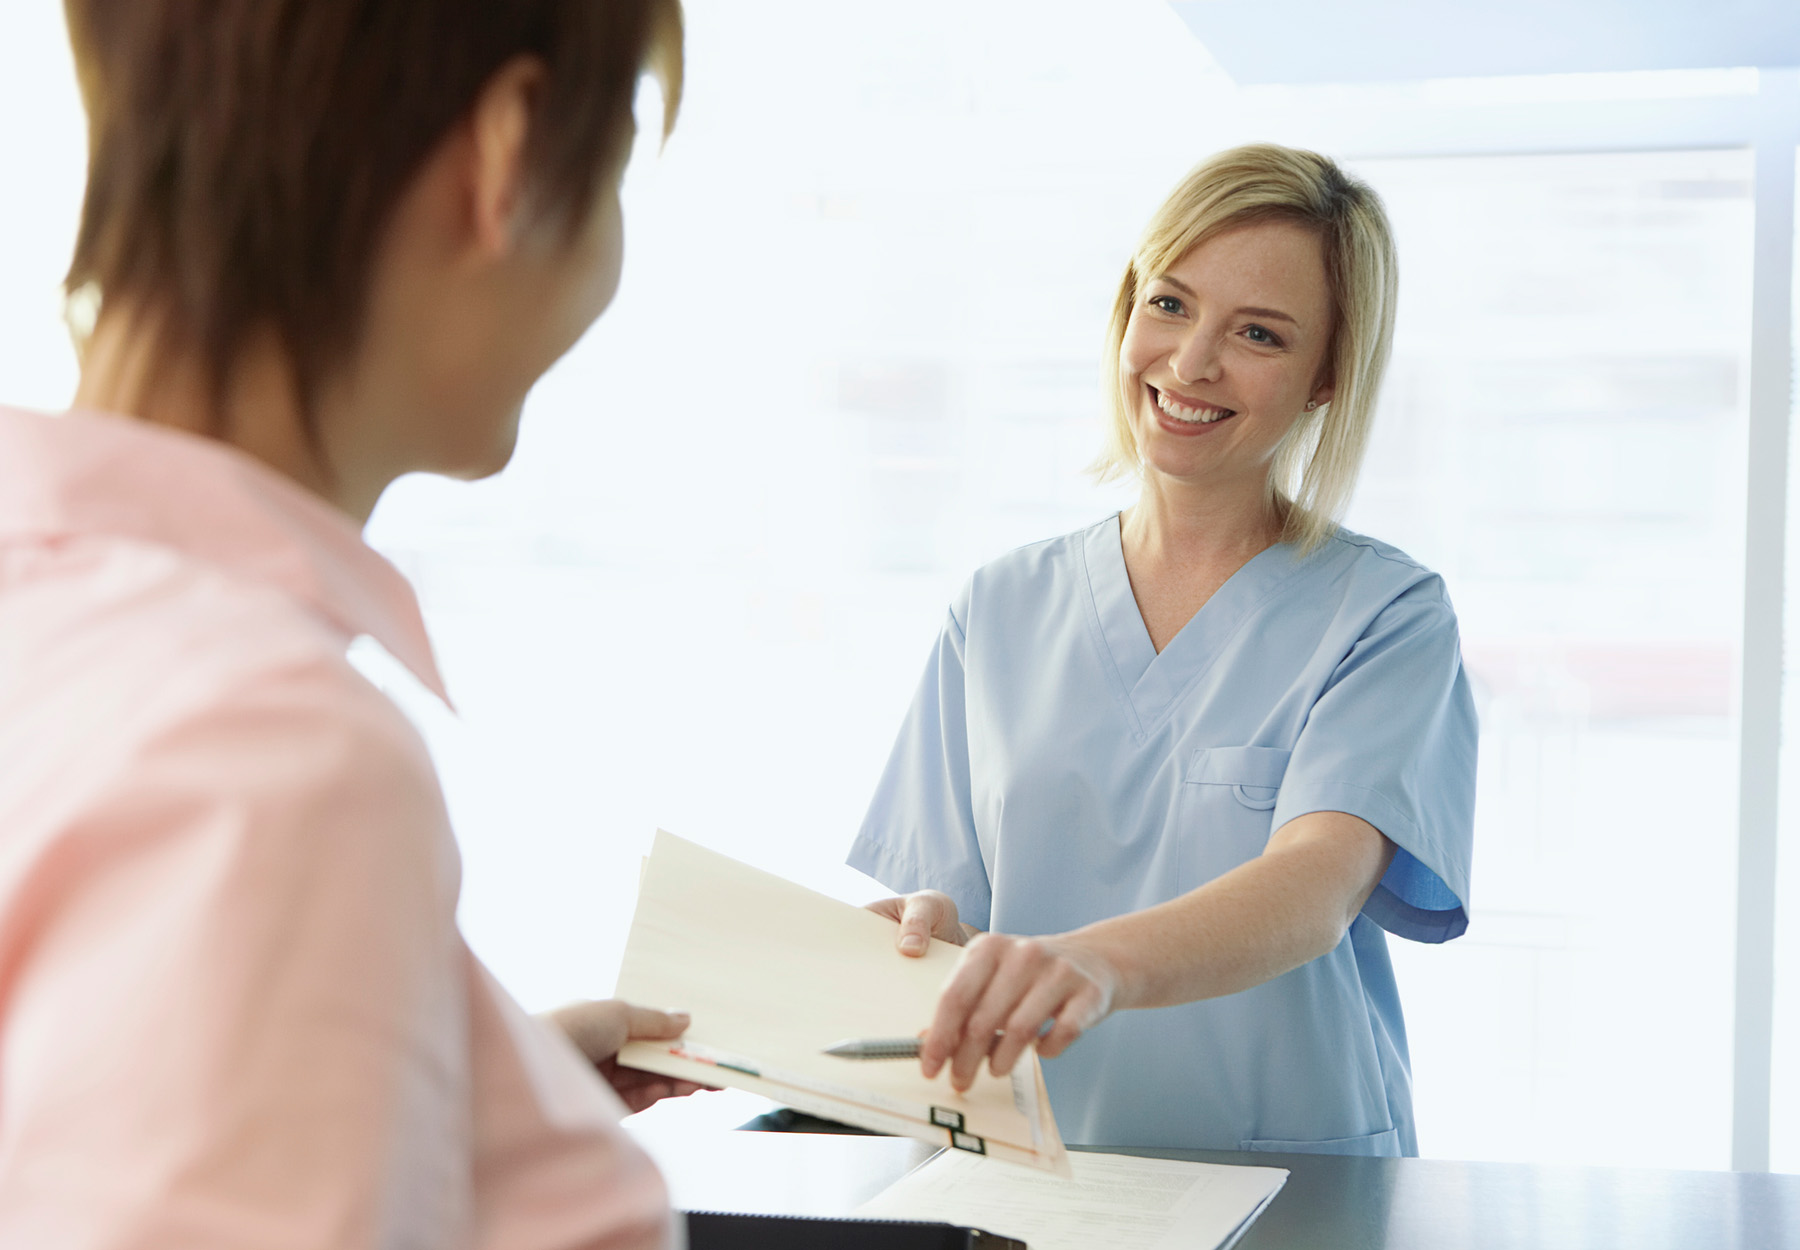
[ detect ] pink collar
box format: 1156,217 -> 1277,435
0,406 -> 450,704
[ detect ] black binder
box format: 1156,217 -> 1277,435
685,1211 -> 1027,1249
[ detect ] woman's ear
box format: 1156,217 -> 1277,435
1308,363 -> 1336,411
465,55 -> 548,257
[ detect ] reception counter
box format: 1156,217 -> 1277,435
626,1125 -> 1800,1249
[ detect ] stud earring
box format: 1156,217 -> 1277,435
1304,400 -> 1318,411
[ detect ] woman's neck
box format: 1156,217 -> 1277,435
1120,472 -> 1283,572
72,309 -> 384,522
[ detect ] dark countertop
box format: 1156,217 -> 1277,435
626,1126 -> 1800,1249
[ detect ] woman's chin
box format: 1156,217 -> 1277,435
1138,435 -> 1223,484
435,406 -> 523,482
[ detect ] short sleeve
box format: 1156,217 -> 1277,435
847,596 -> 994,931
1270,577 -> 1477,943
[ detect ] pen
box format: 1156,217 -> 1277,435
668,1040 -> 763,1077
826,1021 -> 1049,1059
823,1037 -> 922,1060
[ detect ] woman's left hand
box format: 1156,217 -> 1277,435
921,932 -> 1120,1092
546,999 -> 712,1113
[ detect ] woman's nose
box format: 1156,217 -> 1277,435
1169,329 -> 1222,387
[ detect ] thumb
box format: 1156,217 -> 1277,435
897,894 -> 937,957
626,1005 -> 692,1042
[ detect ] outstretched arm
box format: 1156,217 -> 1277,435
871,810 -> 1393,1092
1081,809 -> 1395,1010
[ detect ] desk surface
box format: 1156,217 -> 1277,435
625,1127 -> 1800,1250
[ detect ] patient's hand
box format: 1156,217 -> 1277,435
546,999 -> 709,1113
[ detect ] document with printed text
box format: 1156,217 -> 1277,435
856,1147 -> 1288,1250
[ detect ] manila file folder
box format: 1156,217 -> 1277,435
615,831 -> 1070,1175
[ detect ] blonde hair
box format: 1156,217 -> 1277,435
1094,143 -> 1398,555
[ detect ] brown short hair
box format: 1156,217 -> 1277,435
62,0 -> 683,422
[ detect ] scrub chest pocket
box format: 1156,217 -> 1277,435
1178,746 -> 1292,894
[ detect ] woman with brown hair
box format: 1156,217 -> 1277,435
0,2 -> 689,1244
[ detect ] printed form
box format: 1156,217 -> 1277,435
856,1148 -> 1287,1250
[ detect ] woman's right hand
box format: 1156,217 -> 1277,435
865,890 -> 969,956
544,999 -> 712,1113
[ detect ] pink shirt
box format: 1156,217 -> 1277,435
0,407 -> 672,1249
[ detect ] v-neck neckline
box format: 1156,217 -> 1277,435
1080,513 -> 1300,737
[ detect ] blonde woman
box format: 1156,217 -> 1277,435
855,145 -> 1475,1157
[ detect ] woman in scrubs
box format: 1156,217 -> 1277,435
852,143 -> 1476,1157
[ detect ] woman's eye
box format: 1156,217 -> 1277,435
1150,295 -> 1183,315
1244,324 -> 1282,346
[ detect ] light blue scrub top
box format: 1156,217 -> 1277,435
848,515 -> 1476,1157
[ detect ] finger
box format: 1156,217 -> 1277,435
625,1004 -> 691,1041
622,1080 -> 676,1113
864,896 -> 907,925
1037,981 -> 1107,1059
989,973 -> 1073,1077
550,999 -> 631,1063
604,1065 -> 660,1097
896,894 -> 941,957
921,939 -> 1002,1078
615,1067 -> 703,1103
948,941 -> 1046,1091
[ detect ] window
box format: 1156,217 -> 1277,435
1348,150 -> 1754,1168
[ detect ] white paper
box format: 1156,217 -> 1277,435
854,1148 -> 1287,1250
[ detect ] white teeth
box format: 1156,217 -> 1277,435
1155,389 -> 1233,424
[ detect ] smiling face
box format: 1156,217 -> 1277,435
1119,218 -> 1337,508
